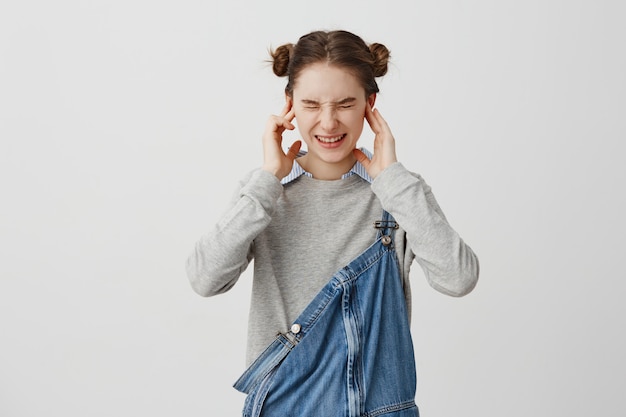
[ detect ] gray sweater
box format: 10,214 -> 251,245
186,162 -> 479,365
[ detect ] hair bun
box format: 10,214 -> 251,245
270,43 -> 293,77
369,43 -> 390,77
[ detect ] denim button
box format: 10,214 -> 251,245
290,324 -> 301,334
382,235 -> 392,246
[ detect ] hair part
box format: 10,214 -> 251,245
270,30 -> 390,97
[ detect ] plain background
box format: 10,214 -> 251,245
1,0 -> 624,416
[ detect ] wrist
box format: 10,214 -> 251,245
261,164 -> 283,180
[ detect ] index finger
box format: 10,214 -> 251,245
365,102 -> 380,133
280,97 -> 296,117
279,101 -> 292,117
284,107 -> 295,122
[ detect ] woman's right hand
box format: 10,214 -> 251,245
261,101 -> 302,180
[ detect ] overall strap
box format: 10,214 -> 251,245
373,210 -> 399,246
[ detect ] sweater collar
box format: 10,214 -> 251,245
280,148 -> 373,185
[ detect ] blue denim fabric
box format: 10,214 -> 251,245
234,212 -> 419,417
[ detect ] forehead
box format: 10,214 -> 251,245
292,63 -> 365,100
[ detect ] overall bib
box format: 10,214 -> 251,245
234,212 -> 419,417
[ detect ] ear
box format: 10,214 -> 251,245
285,93 -> 293,106
367,93 -> 377,108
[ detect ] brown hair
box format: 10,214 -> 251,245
270,30 -> 390,97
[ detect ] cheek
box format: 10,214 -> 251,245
344,111 -> 366,129
294,112 -> 315,128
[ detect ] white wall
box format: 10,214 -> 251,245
1,1 -> 624,416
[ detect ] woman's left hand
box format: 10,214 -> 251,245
353,103 -> 398,179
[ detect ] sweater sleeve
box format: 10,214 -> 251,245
371,163 -> 479,297
186,169 -> 283,297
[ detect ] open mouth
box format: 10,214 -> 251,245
315,134 -> 346,144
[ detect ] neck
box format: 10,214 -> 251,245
298,154 -> 357,180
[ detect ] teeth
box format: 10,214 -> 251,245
316,135 -> 344,143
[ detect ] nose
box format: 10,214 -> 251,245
319,106 -> 339,132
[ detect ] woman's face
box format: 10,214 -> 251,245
291,63 -> 375,179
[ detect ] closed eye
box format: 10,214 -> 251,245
301,100 -> 320,109
300,98 -> 357,110
336,98 -> 357,109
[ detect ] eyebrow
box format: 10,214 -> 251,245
300,97 -> 357,106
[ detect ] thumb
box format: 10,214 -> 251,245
353,148 -> 371,168
286,140 -> 302,161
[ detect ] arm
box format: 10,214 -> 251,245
354,103 -> 478,296
372,163 -> 479,297
185,169 -> 283,296
186,102 -> 301,297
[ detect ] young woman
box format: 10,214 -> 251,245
187,29 -> 479,417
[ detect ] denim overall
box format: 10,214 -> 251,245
234,212 -> 419,417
